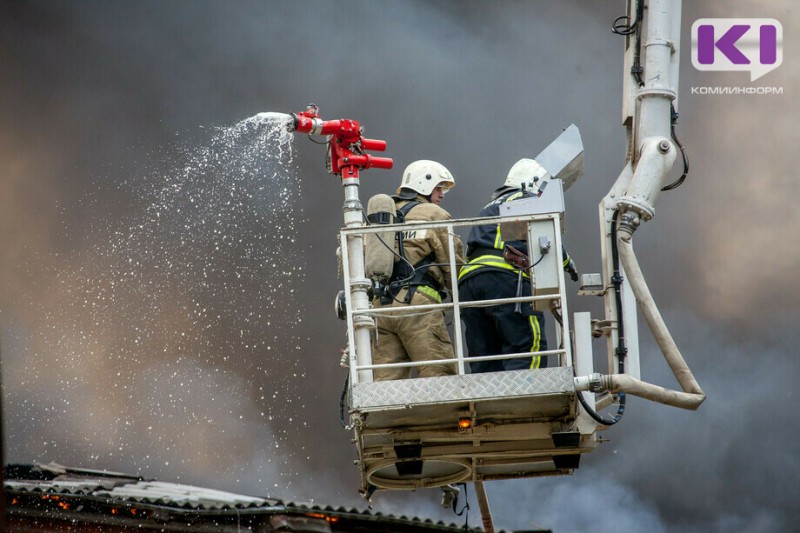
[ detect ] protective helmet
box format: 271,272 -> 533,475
396,160 -> 455,197
504,158 -> 551,191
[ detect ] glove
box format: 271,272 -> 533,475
566,258 -> 579,282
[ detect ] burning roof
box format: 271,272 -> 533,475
5,462 -> 526,533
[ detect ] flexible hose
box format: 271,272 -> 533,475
606,374 -> 702,410
613,236 -> 706,410
610,210 -> 627,375
578,390 -> 626,426
576,210 -> 626,425
339,374 -> 349,428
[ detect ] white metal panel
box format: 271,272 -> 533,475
573,311 -> 595,410
351,367 -> 574,412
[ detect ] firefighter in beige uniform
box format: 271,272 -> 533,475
372,160 -> 465,381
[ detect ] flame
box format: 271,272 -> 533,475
305,512 -> 339,523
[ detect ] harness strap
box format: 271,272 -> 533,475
458,255 -> 530,282
384,200 -> 444,304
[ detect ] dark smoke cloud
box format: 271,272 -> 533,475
1,1 -> 798,531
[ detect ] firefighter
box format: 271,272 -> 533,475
458,158 -> 578,373
372,160 -> 465,381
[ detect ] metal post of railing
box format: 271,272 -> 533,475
342,178 -> 376,385
553,216 -> 573,368
446,222 -> 465,375
339,233 -> 361,386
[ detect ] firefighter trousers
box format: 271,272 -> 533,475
372,287 -> 456,381
459,270 -> 547,373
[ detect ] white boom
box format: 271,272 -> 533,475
303,0 -> 705,530
584,0 -> 705,410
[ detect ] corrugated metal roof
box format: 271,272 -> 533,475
4,463 -> 490,531
6,479 -> 118,495
5,463 -> 277,510
94,480 -> 271,510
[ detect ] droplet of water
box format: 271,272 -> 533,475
14,111 -> 310,492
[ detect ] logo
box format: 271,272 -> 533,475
691,18 -> 782,81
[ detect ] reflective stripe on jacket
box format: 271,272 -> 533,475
459,188 -> 571,283
458,254 -> 530,281
459,189 -> 530,282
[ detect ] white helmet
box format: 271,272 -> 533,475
504,158 -> 551,191
397,160 -> 455,196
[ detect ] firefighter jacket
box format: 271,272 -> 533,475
459,188 -> 572,282
394,195 -> 465,299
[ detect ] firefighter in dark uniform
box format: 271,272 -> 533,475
372,160 -> 465,381
458,158 -> 578,373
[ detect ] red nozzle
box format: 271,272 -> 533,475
290,104 -> 393,178
360,138 -> 387,152
339,154 -> 394,170
291,111 -> 360,141
291,113 -> 315,133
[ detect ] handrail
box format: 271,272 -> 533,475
340,210 -> 570,382
354,349 -> 567,371
339,212 -> 561,235
352,293 -> 561,315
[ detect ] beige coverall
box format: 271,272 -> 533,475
372,196 -> 465,381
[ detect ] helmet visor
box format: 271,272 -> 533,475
436,180 -> 454,193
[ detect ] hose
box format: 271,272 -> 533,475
661,103 -> 690,191
578,390 -> 626,426
605,374 -> 702,410
613,233 -> 706,410
612,0 -> 645,86
576,210 -> 626,425
610,209 -> 627,375
339,373 -> 349,428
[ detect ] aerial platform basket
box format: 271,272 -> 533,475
338,183 -> 600,492
351,367 -> 596,490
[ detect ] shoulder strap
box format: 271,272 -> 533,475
388,200 -> 441,301
391,200 -> 421,275
395,200 -> 421,222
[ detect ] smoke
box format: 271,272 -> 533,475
2,111 -> 316,496
2,1 -> 798,531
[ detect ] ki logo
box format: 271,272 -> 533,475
691,18 -> 783,82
